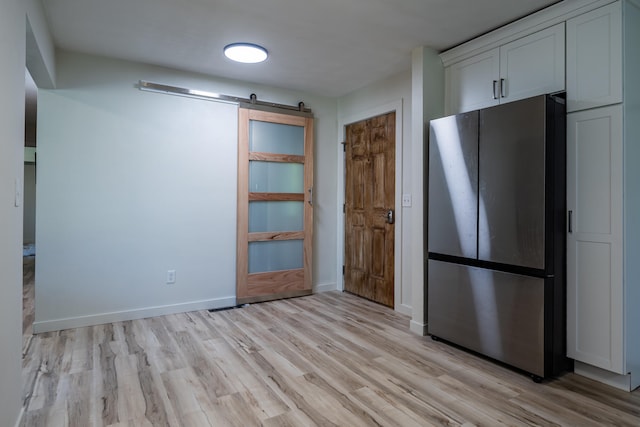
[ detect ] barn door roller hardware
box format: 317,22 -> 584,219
138,80 -> 312,117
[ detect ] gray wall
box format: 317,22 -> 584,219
34,51 -> 338,331
336,49 -> 444,327
0,0 -> 26,425
337,70 -> 414,315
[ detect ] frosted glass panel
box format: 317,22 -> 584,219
250,162 -> 303,193
249,240 -> 303,273
249,201 -> 303,232
250,121 -> 304,155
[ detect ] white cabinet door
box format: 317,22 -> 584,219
446,48 -> 499,114
445,23 -> 565,115
566,2 -> 622,112
499,23 -> 565,104
566,105 -> 624,374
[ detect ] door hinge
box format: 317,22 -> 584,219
343,203 -> 346,213
341,141 -> 346,152
342,265 -> 345,275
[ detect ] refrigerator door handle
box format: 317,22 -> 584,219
568,210 -> 573,233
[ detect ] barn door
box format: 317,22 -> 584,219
344,112 -> 395,307
236,108 -> 314,304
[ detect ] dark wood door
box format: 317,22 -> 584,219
344,112 -> 395,307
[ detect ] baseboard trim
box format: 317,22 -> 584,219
14,406 -> 25,427
395,303 -> 412,317
32,297 -> 237,333
313,282 -> 337,293
409,320 -> 428,336
574,361 -> 633,392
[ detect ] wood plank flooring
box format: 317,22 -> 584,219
21,260 -> 640,426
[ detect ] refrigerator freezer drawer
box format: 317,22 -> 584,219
428,259 -> 545,377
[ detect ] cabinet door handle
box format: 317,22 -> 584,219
500,78 -> 506,98
568,210 -> 573,233
492,80 -> 498,99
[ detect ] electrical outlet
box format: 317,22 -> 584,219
402,193 -> 412,207
166,270 -> 176,284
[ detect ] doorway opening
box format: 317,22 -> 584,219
23,69 -> 37,339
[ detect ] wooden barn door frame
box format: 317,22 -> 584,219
337,100 -> 408,315
236,108 -> 314,304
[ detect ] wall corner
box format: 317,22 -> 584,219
410,46 -> 444,335
26,0 -> 56,88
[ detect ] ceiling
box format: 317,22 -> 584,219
38,0 -> 560,98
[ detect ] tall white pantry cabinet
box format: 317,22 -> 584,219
440,0 -> 640,391
566,0 -> 640,391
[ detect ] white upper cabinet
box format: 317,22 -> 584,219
566,2 -> 623,112
445,23 -> 565,115
446,48 -> 500,114
499,23 -> 565,103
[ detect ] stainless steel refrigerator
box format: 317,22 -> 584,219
427,94 -> 569,381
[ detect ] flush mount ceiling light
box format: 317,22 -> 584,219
224,43 -> 268,63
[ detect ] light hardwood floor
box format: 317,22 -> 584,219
21,260 -> 640,426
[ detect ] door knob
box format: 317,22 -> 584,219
386,209 -> 395,225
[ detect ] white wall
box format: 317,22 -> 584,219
336,50 -> 443,326
337,70 -> 414,315
623,0 -> 640,386
0,0 -> 26,425
25,0 -> 56,88
35,51 -> 337,332
409,47 -> 445,335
